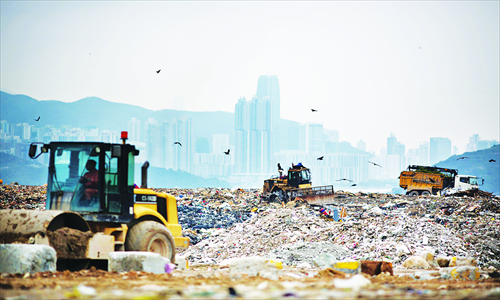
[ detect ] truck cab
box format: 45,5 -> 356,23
455,175 -> 484,191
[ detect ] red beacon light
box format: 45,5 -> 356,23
121,131 -> 128,144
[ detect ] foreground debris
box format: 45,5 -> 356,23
0,185 -> 499,299
1,266 -> 499,300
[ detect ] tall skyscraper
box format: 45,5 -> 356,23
430,137 -> 451,165
418,141 -> 429,165
145,118 -> 161,166
127,118 -> 141,143
299,123 -> 324,153
256,75 -> 280,155
235,97 -> 250,173
234,95 -> 272,174
467,134 -> 480,152
162,117 -> 192,172
386,133 -> 405,170
387,133 -> 397,155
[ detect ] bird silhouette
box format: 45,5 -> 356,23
224,149 -> 230,155
368,161 -> 382,168
156,69 -> 161,74
172,142 -> 182,146
456,156 -> 469,160
489,159 -> 496,162
336,178 -> 353,182
351,183 -> 357,187
317,156 -> 324,160
34,116 -> 40,121
311,109 -> 317,112
228,287 -> 238,297
277,163 -> 283,171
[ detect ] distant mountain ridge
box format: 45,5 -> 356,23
433,145 -> 500,195
0,91 -> 368,155
0,92 -> 237,146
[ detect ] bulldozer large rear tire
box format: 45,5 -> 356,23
125,221 -> 176,263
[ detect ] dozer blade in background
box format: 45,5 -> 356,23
290,185 -> 335,205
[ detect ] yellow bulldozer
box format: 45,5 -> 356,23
0,132 -> 189,270
262,163 -> 335,205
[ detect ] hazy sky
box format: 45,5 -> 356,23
1,1 -> 498,153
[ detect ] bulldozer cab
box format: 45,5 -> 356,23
30,141 -> 139,222
288,164 -> 312,188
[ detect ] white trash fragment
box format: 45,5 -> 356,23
402,256 -> 430,269
333,274 -> 371,290
76,284 -> 97,297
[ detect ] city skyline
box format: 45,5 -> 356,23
2,116 -> 498,189
1,1 -> 498,153
1,87 -> 498,159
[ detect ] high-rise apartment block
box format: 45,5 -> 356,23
256,75 -> 280,153
161,117 -> 192,172
467,134 -> 499,151
429,137 -> 451,165
127,117 -> 141,143
234,75 -> 280,175
234,95 -> 272,174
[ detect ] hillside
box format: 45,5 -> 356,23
0,92 -> 236,147
0,152 -> 230,188
0,152 -> 47,185
434,145 -> 500,195
0,92 -> 304,150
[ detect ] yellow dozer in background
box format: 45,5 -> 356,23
262,163 -> 335,205
0,132 -> 189,270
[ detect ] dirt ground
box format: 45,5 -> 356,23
1,265 -> 499,300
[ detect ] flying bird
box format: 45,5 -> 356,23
277,163 -> 283,171
456,156 -> 469,160
311,109 -> 317,112
351,183 -> 357,187
490,159 -> 496,162
336,178 -> 353,182
317,156 -> 324,160
228,287 -> 239,297
156,69 -> 161,74
368,161 -> 382,168
34,116 -> 40,121
224,149 -> 230,155
172,142 -> 182,146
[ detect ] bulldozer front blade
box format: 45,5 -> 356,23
290,185 -> 335,205
0,209 -> 92,259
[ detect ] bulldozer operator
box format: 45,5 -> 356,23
80,160 -> 99,201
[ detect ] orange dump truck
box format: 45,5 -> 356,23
399,165 -> 483,196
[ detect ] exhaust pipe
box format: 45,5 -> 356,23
141,161 -> 149,188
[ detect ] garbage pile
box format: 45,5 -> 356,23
153,188 -> 261,244
180,193 -> 500,269
0,184 -> 46,210
1,184 -> 499,269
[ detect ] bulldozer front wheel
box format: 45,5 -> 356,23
270,189 -> 287,204
126,221 -> 176,263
